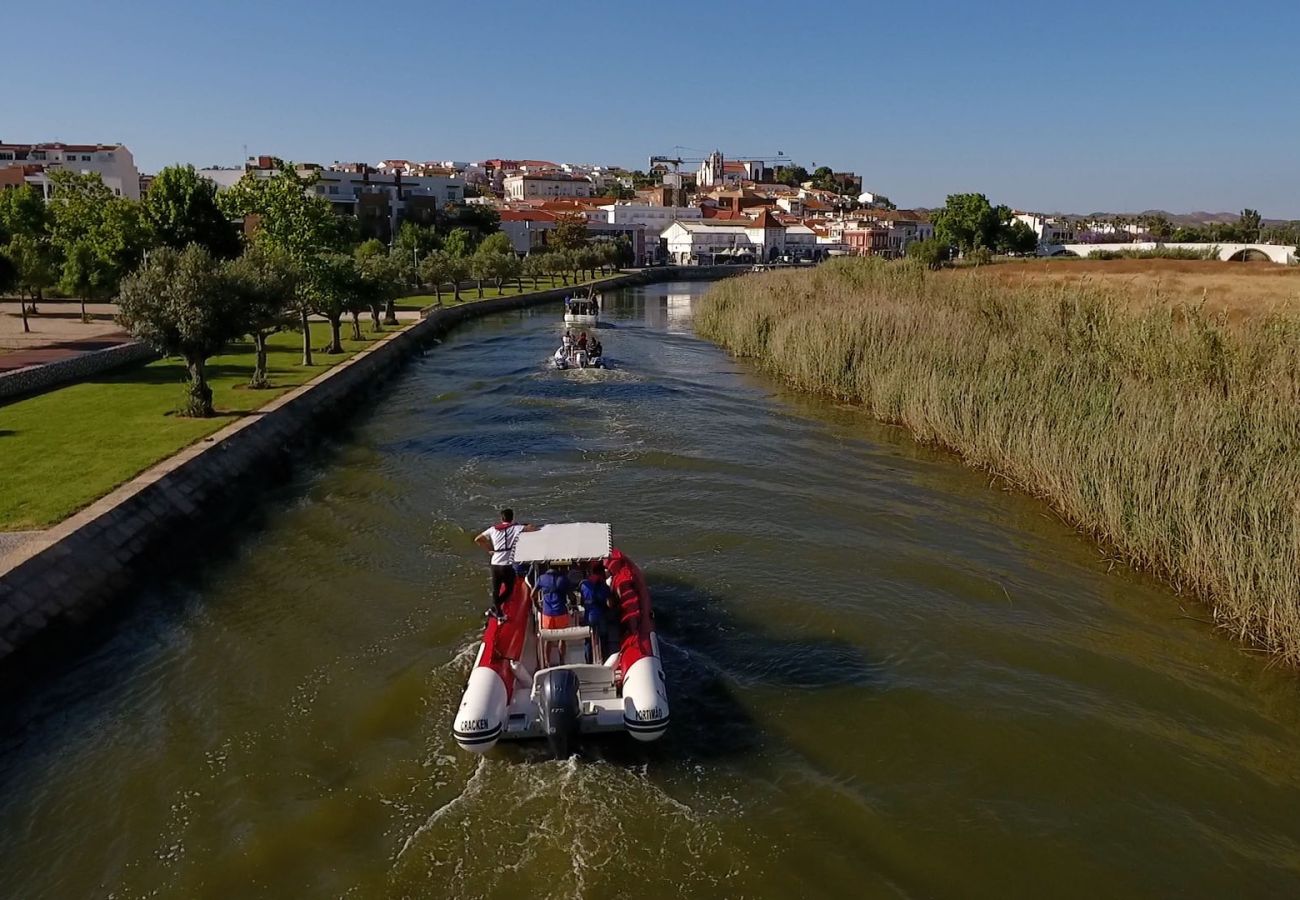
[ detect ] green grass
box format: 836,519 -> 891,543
396,273 -> 619,311
0,321 -> 399,530
697,256 -> 1300,663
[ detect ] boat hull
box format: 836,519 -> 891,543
452,549 -> 665,753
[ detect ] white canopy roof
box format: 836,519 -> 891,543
513,523 -> 612,563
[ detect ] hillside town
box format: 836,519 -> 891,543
5,140 -> 1299,271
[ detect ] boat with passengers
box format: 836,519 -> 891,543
453,523 -> 668,757
563,293 -> 599,327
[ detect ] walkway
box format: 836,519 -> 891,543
1,300 -> 131,372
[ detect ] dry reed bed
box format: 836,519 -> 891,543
697,258 -> 1300,661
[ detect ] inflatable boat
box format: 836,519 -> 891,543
453,523 -> 668,757
552,346 -> 604,370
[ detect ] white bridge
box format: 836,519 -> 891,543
1049,242 -> 1297,264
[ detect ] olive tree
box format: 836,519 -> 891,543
226,245 -> 300,387
307,252 -> 361,353
522,254 -> 548,290
418,252 -> 447,305
117,245 -> 244,417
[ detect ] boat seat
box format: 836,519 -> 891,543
538,626 -> 591,642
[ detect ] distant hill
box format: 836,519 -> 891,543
1053,210 -> 1291,226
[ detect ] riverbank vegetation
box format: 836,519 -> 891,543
697,257 -> 1300,662
0,322 -> 378,530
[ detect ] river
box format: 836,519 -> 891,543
2,281 -> 1300,899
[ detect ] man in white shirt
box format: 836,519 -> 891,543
474,508 -> 540,619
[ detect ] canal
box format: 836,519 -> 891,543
2,281 -> 1300,899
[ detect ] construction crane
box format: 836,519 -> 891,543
648,149 -> 793,174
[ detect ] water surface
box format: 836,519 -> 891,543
2,282 -> 1299,899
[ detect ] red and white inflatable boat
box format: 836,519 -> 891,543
453,523 -> 668,757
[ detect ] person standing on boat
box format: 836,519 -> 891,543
577,332 -> 588,351
537,561 -> 572,665
580,563 -> 616,661
475,509 -> 539,619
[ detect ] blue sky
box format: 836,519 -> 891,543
4,0 -> 1298,216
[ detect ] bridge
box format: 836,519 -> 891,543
1049,242 -> 1297,264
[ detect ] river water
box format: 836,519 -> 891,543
2,281 -> 1300,899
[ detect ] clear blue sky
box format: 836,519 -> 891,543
4,0 -> 1298,216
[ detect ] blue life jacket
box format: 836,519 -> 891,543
537,571 -> 570,617
581,579 -> 611,621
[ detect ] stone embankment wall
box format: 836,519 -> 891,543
0,342 -> 157,401
0,267 -> 732,668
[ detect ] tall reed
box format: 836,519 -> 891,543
697,258 -> 1300,661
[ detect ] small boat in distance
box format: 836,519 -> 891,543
453,523 -> 668,757
563,292 -> 599,327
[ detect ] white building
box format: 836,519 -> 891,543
591,202 -> 701,230
200,156 -> 464,240
1015,212 -> 1076,245
661,211 -> 787,265
784,223 -> 818,260
0,141 -> 141,199
504,173 -> 594,200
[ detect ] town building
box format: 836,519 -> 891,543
0,141 -> 141,199
1014,212 -> 1076,245
661,210 -> 788,265
200,155 -> 464,242
504,173 -> 594,200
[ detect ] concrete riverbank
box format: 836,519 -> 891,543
0,267 -> 736,670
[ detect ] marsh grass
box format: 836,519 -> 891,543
697,257 -> 1300,661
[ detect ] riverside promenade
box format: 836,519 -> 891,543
0,267 -> 739,667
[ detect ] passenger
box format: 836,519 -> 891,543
474,508 -> 539,620
577,331 -> 588,351
590,338 -> 602,359
580,563 -> 616,661
562,330 -> 573,349
537,561 -> 572,665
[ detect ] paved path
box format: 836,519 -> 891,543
0,531 -> 42,562
0,331 -> 135,373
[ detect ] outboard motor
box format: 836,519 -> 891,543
538,669 -> 581,758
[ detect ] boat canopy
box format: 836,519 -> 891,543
513,522 -> 612,563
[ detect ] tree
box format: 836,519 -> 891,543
144,164 -> 242,259
997,219 -> 1039,256
419,252 -> 448,305
773,165 -> 809,187
5,234 -> 58,331
1238,208 -> 1262,244
48,170 -> 150,318
355,245 -> 406,331
471,232 -> 517,296
226,245 -> 300,387
117,245 -> 244,417
444,255 -> 470,302
219,164 -> 344,261
469,248 -> 494,299
522,253 -> 548,290
441,226 -> 474,260
906,238 -> 950,270
437,203 -> 500,248
219,164 -> 346,365
306,252 -> 361,354
551,213 -> 588,251
0,250 -> 17,332
392,221 -> 440,284
1146,214 -> 1174,241
931,193 -> 1005,255
0,183 -> 51,245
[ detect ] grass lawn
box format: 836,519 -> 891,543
394,273 -> 620,311
0,321 -> 401,531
